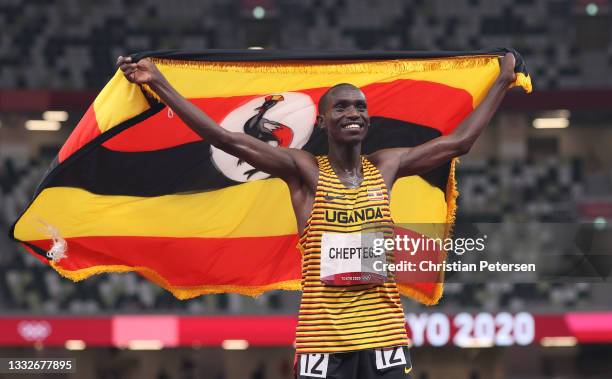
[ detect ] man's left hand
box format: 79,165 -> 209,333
499,52 -> 517,86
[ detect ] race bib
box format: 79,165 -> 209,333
298,353 -> 330,378
320,232 -> 387,285
375,347 -> 407,370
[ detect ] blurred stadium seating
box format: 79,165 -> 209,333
1,0 -> 611,90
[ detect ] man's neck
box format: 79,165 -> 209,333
327,143 -> 361,174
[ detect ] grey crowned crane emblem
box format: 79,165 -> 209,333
238,94 -> 294,179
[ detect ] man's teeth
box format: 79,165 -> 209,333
344,124 -> 361,129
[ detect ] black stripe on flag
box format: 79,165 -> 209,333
44,117 -> 449,196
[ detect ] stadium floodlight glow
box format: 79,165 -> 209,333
43,110 -> 69,122
252,6 -> 265,19
25,120 -> 61,131
540,336 -> 577,347
594,216 -> 607,230
586,3 -> 599,16
221,339 -> 249,350
554,109 -> 571,118
532,117 -> 569,129
65,339 -> 86,350
127,339 -> 164,350
248,46 -> 264,50
459,338 -> 495,348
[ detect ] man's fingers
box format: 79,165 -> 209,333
119,64 -> 132,73
117,56 -> 128,66
116,56 -> 133,67
117,56 -> 147,83
126,68 -> 137,77
119,63 -> 137,72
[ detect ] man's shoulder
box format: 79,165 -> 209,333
285,149 -> 319,188
366,149 -> 403,168
287,148 -> 318,166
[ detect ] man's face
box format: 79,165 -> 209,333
319,87 -> 370,145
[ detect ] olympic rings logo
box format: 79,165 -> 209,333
17,321 -> 52,341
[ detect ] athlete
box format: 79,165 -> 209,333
117,53 -> 517,378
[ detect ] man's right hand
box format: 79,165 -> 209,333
116,56 -> 161,85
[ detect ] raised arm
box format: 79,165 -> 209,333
116,56 -> 316,185
370,53 -> 517,186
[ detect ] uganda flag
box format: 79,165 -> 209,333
10,49 -> 532,305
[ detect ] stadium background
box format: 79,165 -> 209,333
0,0 -> 611,378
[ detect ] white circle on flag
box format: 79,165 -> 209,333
211,92 -> 316,182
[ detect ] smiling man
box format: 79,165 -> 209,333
118,53 -> 516,379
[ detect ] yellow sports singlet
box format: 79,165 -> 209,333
295,155 -> 410,353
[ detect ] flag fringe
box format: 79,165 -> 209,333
397,157 -> 459,305
397,283 -> 443,306
444,157 -> 460,238
151,55 -> 501,75
50,262 -> 301,299
512,72 -> 533,93
141,83 -> 161,102
140,56 -> 532,105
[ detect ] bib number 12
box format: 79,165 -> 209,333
375,347 -> 406,369
299,353 -> 329,378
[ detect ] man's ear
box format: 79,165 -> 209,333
316,115 -> 325,129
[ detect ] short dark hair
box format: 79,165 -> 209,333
317,83 -> 361,115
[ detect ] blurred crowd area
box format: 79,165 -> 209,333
1,151 -> 610,315
1,0 -> 611,90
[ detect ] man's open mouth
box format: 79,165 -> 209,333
342,123 -> 363,130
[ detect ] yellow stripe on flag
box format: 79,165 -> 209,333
15,177 -> 447,241
93,71 -> 151,133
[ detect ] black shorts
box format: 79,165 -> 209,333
296,346 -> 413,379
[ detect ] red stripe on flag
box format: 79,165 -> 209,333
28,235 -> 302,287
101,95 -> 258,152
58,105 -> 101,162
102,80 -> 472,152
363,81 -> 472,135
